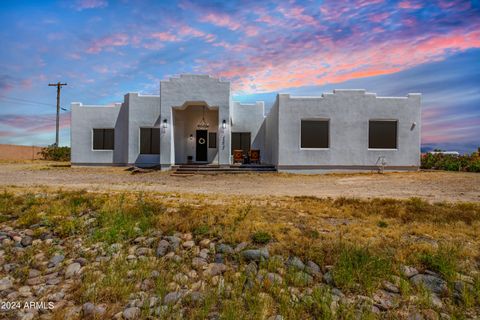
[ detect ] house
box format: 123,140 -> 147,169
71,74 -> 421,172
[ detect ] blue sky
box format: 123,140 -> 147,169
0,0 -> 479,152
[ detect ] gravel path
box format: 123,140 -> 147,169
0,162 -> 479,202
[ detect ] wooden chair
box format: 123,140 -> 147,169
249,149 -> 260,164
233,150 -> 243,164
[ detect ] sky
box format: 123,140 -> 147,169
0,0 -> 479,153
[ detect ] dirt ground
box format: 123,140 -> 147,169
0,161 -> 479,202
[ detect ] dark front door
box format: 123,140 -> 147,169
196,130 -> 208,162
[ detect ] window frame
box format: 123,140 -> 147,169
231,132 -> 251,154
299,119 -> 330,150
208,132 -> 217,149
368,119 -> 398,150
139,127 -> 160,155
92,128 -> 115,151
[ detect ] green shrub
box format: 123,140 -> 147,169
421,152 -> 480,172
39,144 -> 70,161
251,231 -> 272,244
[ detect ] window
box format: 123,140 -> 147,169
231,132 -> 251,154
140,128 -> 160,154
208,132 -> 217,148
93,129 -> 114,150
369,120 -> 397,149
301,120 -> 329,148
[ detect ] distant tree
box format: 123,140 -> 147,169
38,145 -> 70,161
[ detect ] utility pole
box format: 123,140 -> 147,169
48,82 -> 67,147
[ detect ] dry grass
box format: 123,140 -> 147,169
1,188 -> 479,318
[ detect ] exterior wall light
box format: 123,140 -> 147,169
163,119 -> 168,128
222,119 -> 227,129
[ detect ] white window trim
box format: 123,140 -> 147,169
367,119 -> 398,151
91,128 -> 114,151
299,118 -> 330,150
139,127 -> 160,155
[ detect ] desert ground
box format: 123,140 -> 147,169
0,161 -> 479,202
1,161 -> 479,319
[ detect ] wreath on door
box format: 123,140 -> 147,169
198,138 -> 206,145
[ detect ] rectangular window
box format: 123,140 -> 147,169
93,128 -> 114,150
369,120 -> 397,149
301,120 -> 329,148
140,128 -> 160,154
231,132 -> 251,154
208,132 -> 217,148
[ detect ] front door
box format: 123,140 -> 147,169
196,130 -> 208,162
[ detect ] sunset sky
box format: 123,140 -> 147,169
0,0 -> 479,152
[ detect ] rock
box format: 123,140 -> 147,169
82,302 -> 95,317
217,244 -> 233,254
323,271 -> 335,286
430,294 -> 443,309
242,248 -> 269,262
156,240 -> 170,257
245,262 -> 257,276
46,277 -> 61,285
164,236 -> 181,251
192,257 -> 208,269
48,254 -> 64,268
74,257 -> 88,266
18,286 -> 32,298
123,307 -> 141,320
203,263 -> 227,277
0,277 -> 13,290
199,249 -> 209,260
21,236 -> 33,247
305,261 -> 321,277
265,273 -> 283,285
382,280 -> 400,293
135,247 -> 151,256
199,239 -> 210,248
65,262 -> 81,278
287,256 -> 305,271
234,242 -> 248,252
182,240 -> 195,249
410,274 -> 447,294
373,289 -> 399,310
164,291 -> 182,305
402,265 -> 419,278
190,291 -> 204,303
268,316 -> 284,320
214,253 -> 224,263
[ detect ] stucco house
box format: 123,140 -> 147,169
71,74 -> 421,172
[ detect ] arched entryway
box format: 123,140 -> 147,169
173,102 -> 219,164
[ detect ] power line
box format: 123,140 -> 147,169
0,94 -> 57,107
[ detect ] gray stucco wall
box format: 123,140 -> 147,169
71,102 -> 128,165
270,90 -> 421,171
125,93 -> 161,166
231,101 -> 266,160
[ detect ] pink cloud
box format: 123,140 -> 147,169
178,25 -> 216,42
74,0 -> 108,11
200,12 -> 241,31
277,5 -> 318,26
0,113 -> 71,134
150,32 -> 179,42
86,33 -> 129,53
369,12 -> 390,23
398,1 -> 422,9
202,28 -> 480,93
